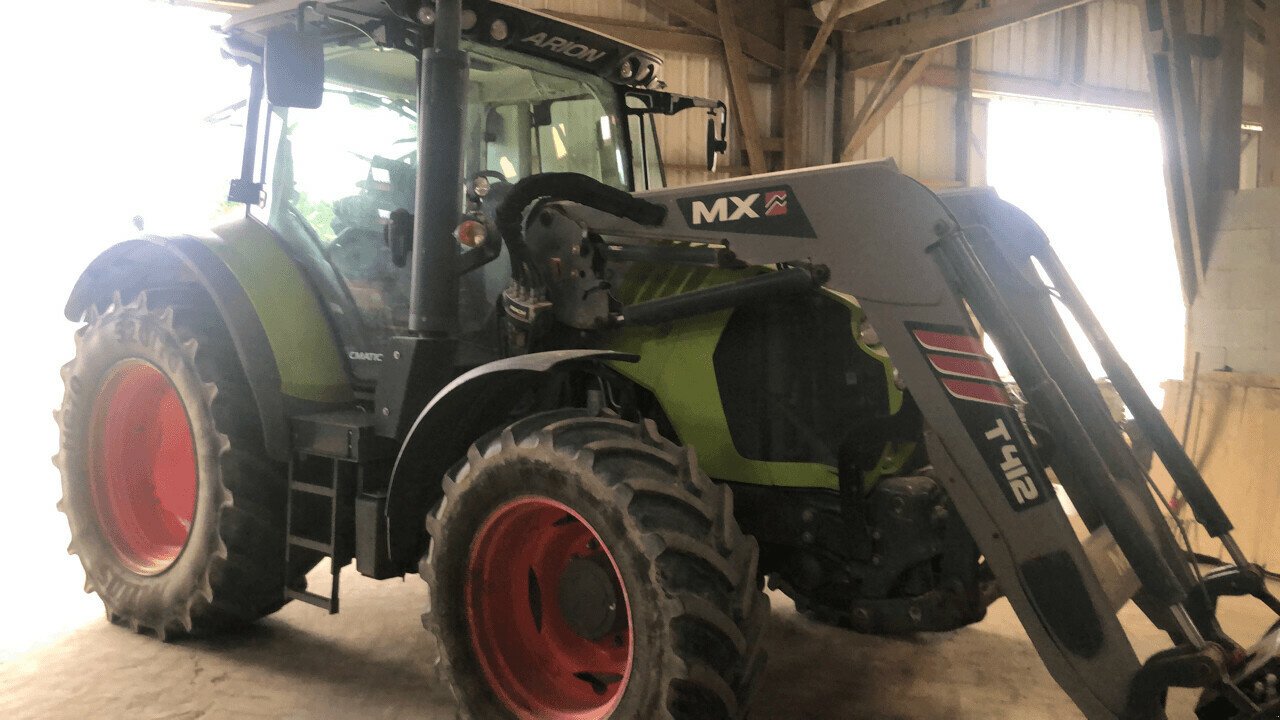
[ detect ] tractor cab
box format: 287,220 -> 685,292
222,0 -> 723,384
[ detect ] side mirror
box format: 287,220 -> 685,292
705,104 -> 728,172
264,28 -> 324,109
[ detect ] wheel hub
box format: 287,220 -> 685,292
558,555 -> 623,641
88,361 -> 197,575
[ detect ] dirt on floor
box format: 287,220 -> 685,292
5,561 -> 1275,720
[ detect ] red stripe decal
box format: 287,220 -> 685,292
913,329 -> 985,357
942,378 -> 1011,406
928,354 -> 1001,381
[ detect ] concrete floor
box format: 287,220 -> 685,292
3,561 -> 1276,720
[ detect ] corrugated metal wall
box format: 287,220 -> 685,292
841,80 -> 960,183
1082,0 -> 1149,92
971,5 -> 1063,80
508,0 -> 1262,188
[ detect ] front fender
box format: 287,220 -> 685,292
385,349 -> 637,569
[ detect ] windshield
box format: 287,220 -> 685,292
262,37 -> 629,340
471,50 -> 628,184
268,39 -> 626,241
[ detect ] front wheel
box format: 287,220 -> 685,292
420,410 -> 768,719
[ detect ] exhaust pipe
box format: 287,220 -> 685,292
409,0 -> 469,336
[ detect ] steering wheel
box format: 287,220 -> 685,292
328,225 -> 386,281
472,170 -> 514,224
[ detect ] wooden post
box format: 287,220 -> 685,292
784,9 -> 806,170
845,55 -> 906,154
1261,0 -> 1280,186
955,40 -> 973,185
714,0 -> 767,174
1203,0 -> 1245,198
645,0 -> 785,69
796,0 -> 852,90
1140,0 -> 1210,301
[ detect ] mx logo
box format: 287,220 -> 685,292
690,193 -> 760,225
764,190 -> 788,216
676,184 -> 815,238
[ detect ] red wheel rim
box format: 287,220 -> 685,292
465,497 -> 633,719
88,361 -> 197,575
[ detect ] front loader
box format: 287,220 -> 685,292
53,1 -> 1280,718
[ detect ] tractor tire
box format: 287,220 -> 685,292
421,409 -> 768,720
54,290 -> 317,638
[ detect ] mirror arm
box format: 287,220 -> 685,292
228,62 -> 266,206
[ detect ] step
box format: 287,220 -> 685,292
289,480 -> 336,497
287,534 -> 334,555
285,587 -> 338,614
290,410 -> 395,462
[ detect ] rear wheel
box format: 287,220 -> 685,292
54,291 -> 317,637
421,409 -> 768,719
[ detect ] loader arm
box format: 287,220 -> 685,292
553,159 -> 1280,719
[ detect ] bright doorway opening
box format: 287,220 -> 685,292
984,96 -> 1184,404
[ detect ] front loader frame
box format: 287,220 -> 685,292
554,158 -> 1277,719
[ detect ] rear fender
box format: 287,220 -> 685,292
385,350 -> 636,569
64,219 -> 353,460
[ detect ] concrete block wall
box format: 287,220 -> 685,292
1188,187 -> 1280,373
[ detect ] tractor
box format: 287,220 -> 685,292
53,1 -> 1280,718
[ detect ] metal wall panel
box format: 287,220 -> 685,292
972,4 -> 1064,81
1082,0 -> 1149,92
842,75 -> 959,184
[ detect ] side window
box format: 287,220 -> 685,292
275,95 -> 417,247
484,105 -> 525,181
532,98 -> 624,181
263,40 -> 419,331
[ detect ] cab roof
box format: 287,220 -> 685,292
221,0 -> 664,89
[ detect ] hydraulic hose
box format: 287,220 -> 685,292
495,172 -> 668,286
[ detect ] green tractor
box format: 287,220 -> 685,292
53,1 -> 1280,718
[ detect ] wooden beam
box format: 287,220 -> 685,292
955,40 -> 973,184
848,55 -> 907,143
543,11 -> 722,57
784,9 -> 807,169
643,0 -> 785,69
886,63 -> 1264,125
761,136 -> 785,152
1140,0 -> 1209,302
1245,0 -> 1268,43
665,162 -> 750,176
841,51 -> 935,159
835,0 -> 951,33
1202,0 -> 1245,221
913,65 -> 1150,109
825,33 -> 841,163
796,0 -> 853,89
714,0 -> 767,174
844,0 -> 1095,70
1260,0 -> 1280,185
